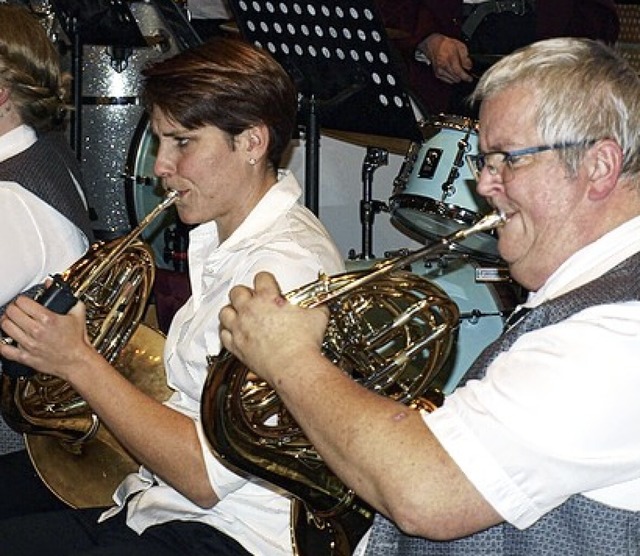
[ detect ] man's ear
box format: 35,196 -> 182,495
586,139 -> 623,201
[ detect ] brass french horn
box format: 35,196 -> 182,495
201,212 -> 506,556
0,191 -> 178,508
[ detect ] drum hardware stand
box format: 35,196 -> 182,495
350,146 -> 389,260
440,128 -> 473,202
226,0 -> 422,216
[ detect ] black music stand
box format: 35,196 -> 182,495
152,0 -> 203,50
49,0 -> 147,47
227,0 -> 422,215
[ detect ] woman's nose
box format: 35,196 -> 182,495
153,146 -> 176,179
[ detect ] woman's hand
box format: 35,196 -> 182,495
0,295 -> 95,381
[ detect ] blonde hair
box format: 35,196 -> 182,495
0,5 -> 70,131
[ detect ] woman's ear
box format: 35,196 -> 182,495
245,124 -> 270,159
586,139 -> 623,201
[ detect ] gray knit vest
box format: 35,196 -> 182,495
0,132 -> 94,241
0,132 -> 94,315
365,251 -> 640,555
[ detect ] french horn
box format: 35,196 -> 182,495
0,190 -> 178,507
201,212 -> 506,556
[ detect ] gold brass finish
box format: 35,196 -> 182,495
26,324 -> 170,507
0,191 -> 178,508
201,212 -> 506,555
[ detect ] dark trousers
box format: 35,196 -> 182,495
0,450 -> 251,556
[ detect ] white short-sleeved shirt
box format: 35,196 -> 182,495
101,171 -> 345,555
0,125 -> 89,307
425,215 -> 640,529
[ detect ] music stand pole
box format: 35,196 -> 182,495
303,95 -> 320,214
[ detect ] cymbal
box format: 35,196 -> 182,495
322,128 -> 412,156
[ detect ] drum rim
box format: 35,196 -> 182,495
418,113 -> 480,134
390,194 -> 490,230
389,195 -> 502,262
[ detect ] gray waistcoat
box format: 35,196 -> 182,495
365,251 -> 640,555
0,133 -> 95,453
0,132 -> 94,242
0,132 -> 94,315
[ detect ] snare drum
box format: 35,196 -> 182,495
390,114 -> 499,260
347,255 -> 521,393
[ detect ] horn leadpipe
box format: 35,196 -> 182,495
296,211 -> 506,310
0,190 -> 179,349
72,189 -> 179,298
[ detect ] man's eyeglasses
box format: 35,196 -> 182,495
466,141 -> 596,181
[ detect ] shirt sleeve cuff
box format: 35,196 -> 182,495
195,419 -> 248,501
415,38 -> 431,65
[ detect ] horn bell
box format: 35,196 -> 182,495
201,267 -> 459,555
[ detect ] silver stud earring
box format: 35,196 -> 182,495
248,157 -> 257,166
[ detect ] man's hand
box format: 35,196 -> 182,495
219,272 -> 329,383
422,34 -> 473,84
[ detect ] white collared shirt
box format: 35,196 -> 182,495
102,171 -> 345,555
425,216 -> 640,529
0,125 -> 89,306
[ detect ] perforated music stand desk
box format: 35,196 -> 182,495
227,0 -> 422,214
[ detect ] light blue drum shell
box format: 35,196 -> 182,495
346,256 -> 518,395
125,116 -> 181,271
390,115 -> 499,260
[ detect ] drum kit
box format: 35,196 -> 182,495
335,113 -> 524,392
18,0 -> 525,392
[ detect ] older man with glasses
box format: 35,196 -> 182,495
218,37 -> 640,555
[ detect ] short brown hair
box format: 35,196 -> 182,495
142,37 -> 297,169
